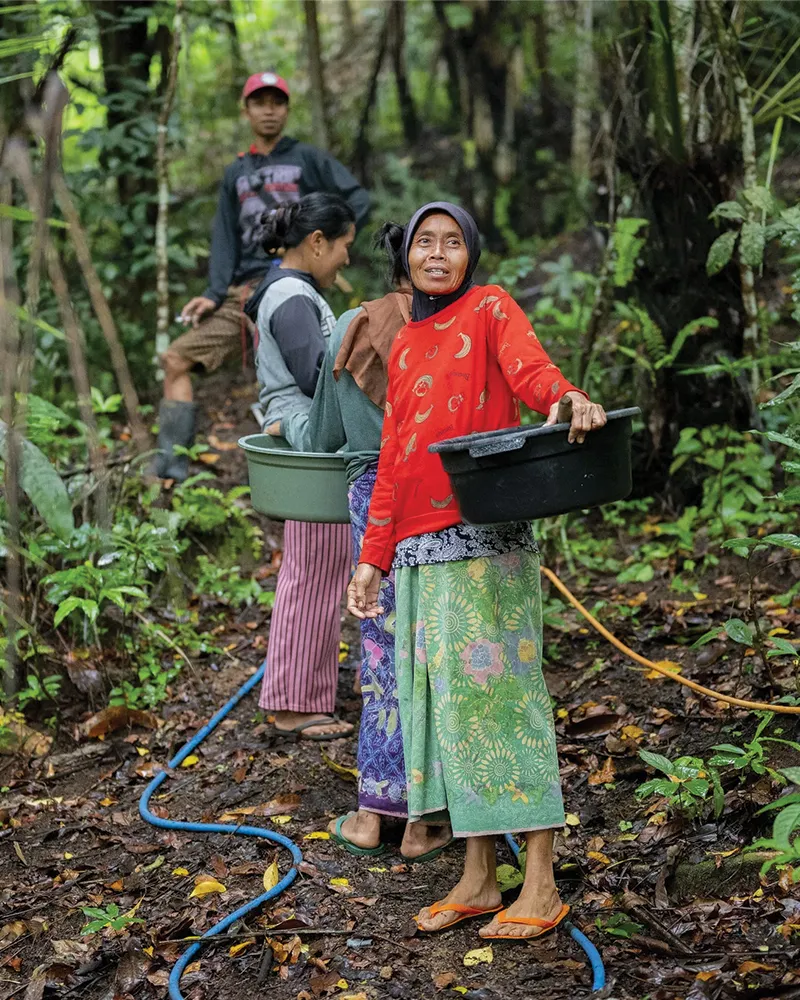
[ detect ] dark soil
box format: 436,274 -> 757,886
2,368 -> 800,1000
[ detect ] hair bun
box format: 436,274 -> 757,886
259,202 -> 302,253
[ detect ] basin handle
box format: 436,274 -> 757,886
468,434 -> 526,458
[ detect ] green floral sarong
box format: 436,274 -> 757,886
395,549 -> 565,837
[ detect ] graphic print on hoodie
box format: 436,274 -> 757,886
203,137 -> 369,306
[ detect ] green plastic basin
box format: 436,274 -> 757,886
238,434 -> 350,523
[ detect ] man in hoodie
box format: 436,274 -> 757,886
153,72 -> 370,480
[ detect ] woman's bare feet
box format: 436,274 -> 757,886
400,821 -> 452,860
479,828 -> 562,939
415,836 -> 500,931
272,711 -> 353,739
328,809 -> 381,849
479,886 -> 564,939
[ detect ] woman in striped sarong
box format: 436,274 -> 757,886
274,223 -> 451,859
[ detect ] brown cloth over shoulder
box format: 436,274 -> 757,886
332,288 -> 412,410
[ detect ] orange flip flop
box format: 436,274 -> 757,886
481,902 -> 571,940
414,900 -> 503,933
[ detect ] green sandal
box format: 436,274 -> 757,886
332,814 -> 387,857
400,837 -> 454,864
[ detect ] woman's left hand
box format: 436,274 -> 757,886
546,391 -> 607,444
265,421 -> 281,436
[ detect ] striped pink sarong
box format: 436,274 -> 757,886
259,519 -> 352,714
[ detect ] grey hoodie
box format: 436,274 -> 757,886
251,268 -> 335,429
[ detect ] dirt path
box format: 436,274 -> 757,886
2,372 -> 799,1000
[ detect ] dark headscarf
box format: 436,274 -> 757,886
402,201 -> 481,322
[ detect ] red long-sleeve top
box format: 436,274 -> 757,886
360,284 -> 586,572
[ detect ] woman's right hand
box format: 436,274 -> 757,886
347,563 -> 384,619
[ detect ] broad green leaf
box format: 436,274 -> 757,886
772,803 -> 800,849
761,430 -> 800,452
0,203 -> 69,228
638,750 -> 675,776
725,618 -> 755,645
0,424 -> 74,540
758,792 -> 800,814
710,201 -> 745,221
742,185 -> 775,213
779,486 -> 800,503
761,533 -> 800,550
769,637 -> 799,658
739,221 -> 766,268
780,767 -> 800,785
54,596 -> 83,627
762,374 -> 800,408
707,230 -> 738,275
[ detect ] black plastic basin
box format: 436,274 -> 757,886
429,407 -> 641,524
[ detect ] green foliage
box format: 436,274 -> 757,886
80,903 -> 143,936
193,556 -> 274,608
0,422 -> 74,541
611,217 -> 649,288
15,673 -> 61,710
709,712 -> 800,781
635,749 -> 724,819
596,912 -> 644,939
750,769 -> 800,880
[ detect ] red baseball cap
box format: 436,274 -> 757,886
242,72 -> 290,103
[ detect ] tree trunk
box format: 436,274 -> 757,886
155,1 -> 184,363
570,0 -> 595,182
54,175 -> 150,454
219,0 -> 247,111
389,0 -> 419,144
353,14 -> 389,181
532,3 -> 556,129
709,0 -> 760,393
303,0 -> 330,150
92,0 -> 158,212
0,173 -> 23,696
432,0 -> 465,125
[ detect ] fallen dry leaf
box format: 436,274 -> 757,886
433,971 -> 457,989
189,877 -> 226,898
646,660 -> 682,681
79,706 -> 158,739
463,945 -> 493,967
263,861 -> 280,891
229,939 -> 254,957
321,751 -> 358,782
0,712 -> 52,757
304,831 -> 330,840
588,757 -> 616,785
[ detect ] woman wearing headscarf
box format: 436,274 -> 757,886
348,203 -> 607,939
271,224 -> 452,861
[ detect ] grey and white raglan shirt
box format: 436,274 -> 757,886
245,267 -> 336,432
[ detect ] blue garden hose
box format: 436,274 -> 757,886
503,834 -> 606,991
138,662 -> 604,997
139,662 -> 304,1000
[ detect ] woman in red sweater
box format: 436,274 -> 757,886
348,202 -> 606,940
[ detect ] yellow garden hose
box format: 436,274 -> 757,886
540,565 -> 800,716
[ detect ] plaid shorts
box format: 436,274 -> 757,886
169,283 -> 258,372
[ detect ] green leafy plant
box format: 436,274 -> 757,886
636,749 -> 724,819
80,903 -> 143,936
749,768 -> 800,880
596,912 -> 644,939
16,673 -> 61,710
193,556 -> 274,608
709,712 -> 800,780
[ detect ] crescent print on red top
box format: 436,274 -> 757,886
360,284 -> 587,572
